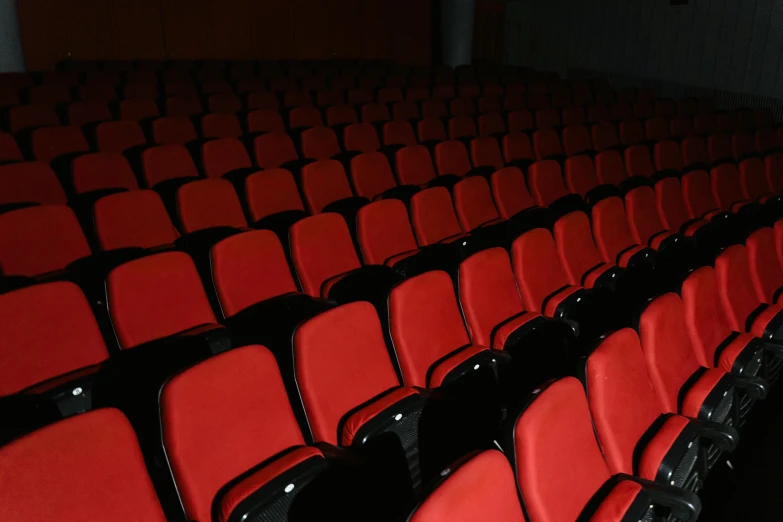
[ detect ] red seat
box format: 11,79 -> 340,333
152,116 -> 198,145
592,196 -> 652,268
28,85 -> 71,107
619,119 -> 644,146
94,190 -> 180,251
554,211 -> 619,289
452,176 -> 502,232
477,112 -> 506,137
502,133 -> 534,165
396,145 -> 437,186
491,167 -> 536,219
562,124 -> 593,157
535,108 -> 561,130
166,95 -> 203,117
410,187 -> 466,246
289,106 -> 322,129
344,123 -> 381,153
300,160 -> 362,214
66,101 -> 112,127
301,126 -> 340,160
357,199 -> 420,267
142,144 -> 199,188
448,116 -> 478,140
678,98 -> 698,117
383,121 -> 417,147
8,105 -> 60,133
634,102 -> 654,120
654,177 -> 709,238
694,115 -> 717,135
564,155 -> 600,199
740,157 -> 775,201
711,164 -> 749,213
0,161 -> 67,206
587,104 -> 611,123
681,170 -> 722,220
654,140 -> 684,172
361,103 -> 391,124
756,129 -> 778,154
176,179 -> 247,233
708,134 -> 733,164
95,121 -> 146,153
422,99 -> 448,119
624,145 -> 655,178
766,152 -> 783,192
450,98 -> 476,117
528,160 -> 569,208
71,153 -> 139,194
246,109 -> 284,134
591,122 -> 619,152
392,101 -> 419,121
733,132 -> 757,160
532,129 -> 563,160
246,92 -> 279,110
202,138 -> 252,179
625,186 -> 678,250
562,106 -> 586,127
595,150 -> 628,186
325,105 -> 357,126
0,132 -> 22,163
507,109 -> 534,133
200,113 -> 242,139
645,117 -> 671,142
746,227 -> 783,305
31,126 -> 89,164
682,136 -> 710,168
253,132 -> 299,169
350,152 -> 400,201
670,115 -> 695,139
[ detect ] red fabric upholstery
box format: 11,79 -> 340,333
389,271 -> 481,388
357,200 -> 419,266
207,93 -> 241,114
294,302 -> 404,445
654,140 -> 684,172
410,187 -> 464,246
478,112 -> 506,136
31,126 -> 89,164
756,129 -> 778,153
340,387 -> 419,446
152,116 -> 197,145
533,129 -> 563,160
508,110 -> 534,133
592,197 -> 640,267
554,211 -> 612,288
591,122 -> 619,152
96,121 -> 146,153
619,119 -> 644,146
300,160 -> 355,214
586,328 -> 687,478
202,138 -> 252,179
397,145 -> 437,186
709,134 -> 733,163
95,190 -> 179,250
733,132 -> 756,160
211,230 -> 298,317
491,167 -> 535,219
201,113 -> 243,139
681,170 -> 719,219
562,106 -> 586,127
766,153 -> 783,192
0,132 -> 22,163
0,205 -> 91,277
107,251 -> 216,349
536,108 -> 561,130
654,177 -> 705,234
624,145 -> 654,178
716,245 -> 767,332
326,105 -> 357,127
512,228 -> 574,314
453,176 -> 501,232
711,164 -> 747,211
645,117 -> 671,142
514,377 -> 614,522
160,346 -> 311,522
639,293 -> 725,415
625,186 -> 674,248
350,152 -> 397,200
166,95 -> 203,117
244,169 -> 304,222
383,121 -> 417,146
562,125 -> 592,157
740,157 -> 771,200
747,228 -> 783,304
67,101 -> 111,126
247,109 -> 285,134
587,481 -> 644,522
290,213 -> 361,297
470,136 -> 504,170
417,117 -> 447,142
301,126 -> 340,160
289,106 -> 322,128
254,132 -> 299,169
9,105 -> 59,133
0,409 -> 167,522
564,155 -> 599,198
28,84 -> 71,106
142,144 -> 199,187
634,102 -> 654,120
71,153 -> 139,194
409,450 -> 527,522
361,103 -> 391,124
595,150 -> 628,186
344,123 -> 381,153
177,179 -> 247,233
435,140 -> 471,177
450,99 -> 476,118
528,160 -> 568,207
0,161 -> 67,205
391,102 -> 419,123
448,116 -> 477,140
0,281 -> 108,395
670,116 -> 695,139
682,136 -> 710,167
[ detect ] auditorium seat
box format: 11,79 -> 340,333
532,128 -> 564,161
477,112 -> 506,137
611,103 -> 633,122
470,136 -> 504,171
490,167 -> 537,220
246,92 -> 279,111
243,168 -> 307,239
739,157 -> 778,203
562,106 -> 586,127
200,113 -> 242,139
733,132 -> 757,161
27,85 -> 71,107
527,160 -> 583,216
176,178 -> 247,234
592,196 -> 655,268
410,187 -> 468,246
300,126 -> 341,161
283,91 -> 313,109
152,116 -> 198,145
554,210 -> 624,290
434,139 -> 475,181
94,190 -> 180,251
766,152 -> 783,192
30,126 -> 89,164
624,186 -> 682,252
95,121 -> 146,153
0,161 -> 67,206
671,115 -> 695,139
535,108 -> 561,130
0,205 -> 91,276
119,99 -> 159,122
201,137 -> 253,179
396,145 -> 437,186
0,132 -> 22,164
634,101 -> 654,120
300,160 -> 368,217
587,104 -> 611,123
362,102 -> 391,124
711,164 -> 749,213
448,116 -> 478,141
655,140 -> 685,175
289,106 -> 322,129
351,151 -> 418,203
501,133 -> 535,171
619,119 -> 644,146
66,101 -> 112,127
253,131 -> 300,169
645,117 -> 671,142
709,134 -> 733,165
507,109 -> 534,133
681,169 -> 724,221
8,105 -> 60,133
142,144 -> 199,188
166,95 -> 203,117
682,136 -> 711,170
756,128 -> 778,154
452,176 -> 505,233
207,93 -> 241,114
70,152 -> 139,194
450,98 -> 476,118
562,124 -> 593,157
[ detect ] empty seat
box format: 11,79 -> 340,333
502,132 -> 534,170
253,131 -> 299,169
508,109 -> 534,133
733,132 -> 757,161
300,160 -> 367,214
71,152 -> 139,194
717,112 -> 738,134
392,101 -> 420,122
711,164 -> 748,212
562,105 -> 586,127
611,103 -> 633,122
554,210 -> 622,289
766,152 -> 783,192
66,101 -> 112,127
634,102 -> 654,120
357,199 -> 422,267
756,128 -> 778,154
396,145 -> 437,186
350,151 -> 409,201
246,91 -> 279,110
244,168 -> 307,232
452,176 -> 503,232
31,126 -> 89,164
590,122 -> 619,152
535,108 -> 561,130
709,134 -> 733,164
200,113 -> 242,139
405,86 -> 429,102
0,132 -> 22,163
27,85 -> 71,107
289,106 -> 322,129
417,118 -> 447,144
450,98 -> 476,117
421,99 -> 448,119
592,196 -> 654,268
121,84 -> 158,101
94,190 -> 180,251
207,93 -> 241,113
624,144 -> 655,178
448,116 -> 478,140
326,105 -> 358,127
746,227 -> 783,305
0,161 -> 67,206
562,124 -> 593,157
410,187 -> 466,246
0,205 -> 91,277
166,95 -> 203,117
361,103 -> 391,123
625,185 -> 680,253
491,167 -> 536,219
740,157 -> 775,201
301,126 -> 341,160
434,140 -> 472,178
95,121 -> 146,153
119,99 -> 160,121
317,89 -> 346,108
527,160 -> 580,215
176,178 -> 247,233
142,144 -> 199,188
106,251 -> 216,349
595,150 -> 628,186
564,155 -> 602,200
694,115 -> 717,135
343,123 -> 381,153
0,409 -> 168,521
587,104 -> 611,123
283,90 -> 312,108
682,136 -> 711,169
532,129 -> 563,161
201,138 -> 252,180
654,177 -> 710,238
619,119 -> 644,146
152,116 -> 198,145
682,169 -> 722,220
477,112 -> 506,136
654,140 -> 684,173
645,117 -> 671,142
383,120 -> 417,147
470,136 -> 504,172
8,105 -> 60,133
527,93 -> 549,110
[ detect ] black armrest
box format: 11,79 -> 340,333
175,323 -> 232,355
685,417 -> 739,452
760,339 -> 783,358
728,374 -> 768,400
613,473 -> 702,522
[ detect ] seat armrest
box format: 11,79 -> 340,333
685,417 -> 739,452
613,473 -> 702,522
727,374 -> 768,400
760,339 -> 783,359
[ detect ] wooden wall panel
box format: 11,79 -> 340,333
17,0 -> 431,70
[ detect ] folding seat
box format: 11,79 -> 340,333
141,144 -> 199,189
717,244 -> 783,341
0,86 -> 20,109
289,105 -> 322,129
512,377 -> 702,522
477,96 -> 501,114
344,122 -> 381,153
624,144 -> 655,179
93,190 -> 180,252
396,144 -> 438,186
595,149 -> 629,187
671,115 -> 695,139
756,128 -> 778,154
470,136 -> 504,172
432,85 -> 456,100
633,101 -> 654,120
326,105 -> 358,127
617,88 -> 636,105
392,101 -> 419,122
151,116 -> 197,145
711,164 -> 750,213
300,126 -> 341,161
645,116 -> 671,142
452,175 -> 505,234
0,161 -> 67,207
501,132 -> 535,171
534,108 -> 560,130
41,71 -> 81,85
681,169 -> 728,224
410,187 -> 468,246
7,105 -> 60,133
527,93 -> 549,110
619,119 -> 644,146
571,89 -> 593,107
246,108 -> 285,134
528,160 -> 583,212
246,91 -> 279,110
450,98 -> 476,117
27,85 -> 72,107
402,86 -> 427,102
532,128 -> 564,161
562,105 -> 586,127
746,227 -> 783,306
206,93 -> 241,114
654,140 -> 684,174
201,137 -> 254,180
766,152 -> 783,192
300,160 -> 368,217
733,131 -> 757,161
592,196 -> 656,268
199,113 -> 242,139
383,120 -> 417,147
253,131 -> 300,169
590,121 -> 620,152
503,94 -> 526,112
682,136 -> 710,170
739,157 -> 779,204
717,112 -> 738,134
0,205 -> 91,277
655,99 -> 676,119
477,112 -> 505,137
301,76 -> 327,92
458,84 -> 480,99
361,102 -> 391,124
654,176 -> 720,259
377,87 -> 403,104
0,409 -> 169,521
315,89 -> 345,108
165,95 -> 203,117
550,91 -> 571,109
682,266 -> 777,387
121,82 -> 158,100
283,90 -> 312,109
0,132 -> 22,163
448,116 -> 477,141
347,88 -> 373,106
176,178 -> 247,235
118,99 -> 159,121
678,98 -> 698,117
64,100 -> 111,127
242,168 -> 307,238
70,152 -> 139,195
433,140 -> 476,182
89,122 -> 143,156
585,329 -> 720,490
359,76 -> 383,91
30,126 -> 89,165
561,124 -> 593,157
611,102 -> 633,122
694,114 -> 717,136
563,155 -> 614,204
587,103 -> 611,123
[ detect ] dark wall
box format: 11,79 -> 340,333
17,0 -> 432,70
